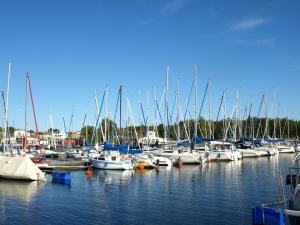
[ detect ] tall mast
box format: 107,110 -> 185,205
194,65 -> 198,140
176,79 -> 180,141
235,89 -> 239,141
208,80 -> 212,138
49,113 -> 56,150
62,117 -> 67,148
91,87 -> 106,145
80,113 -> 87,145
223,93 -> 227,140
164,65 -> 170,143
26,73 -> 40,146
264,95 -> 268,139
68,111 -> 73,134
94,92 -> 105,144
256,94 -> 265,139
126,98 -> 139,144
3,63 -> 11,153
24,74 -> 28,149
2,92 -> 8,153
119,86 -> 122,143
287,113 -> 290,140
104,85 -> 108,143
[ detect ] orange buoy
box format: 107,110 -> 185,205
85,167 -> 93,176
138,164 -> 145,170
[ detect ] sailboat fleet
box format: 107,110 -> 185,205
0,63 -> 298,177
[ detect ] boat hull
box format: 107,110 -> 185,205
207,151 -> 237,162
277,146 -> 295,153
239,149 -> 260,158
89,159 -> 133,170
153,149 -> 207,164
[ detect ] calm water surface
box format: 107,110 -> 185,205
0,154 -> 295,225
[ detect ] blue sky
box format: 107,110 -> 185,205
0,0 -> 299,131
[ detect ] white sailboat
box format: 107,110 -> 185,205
153,146 -> 207,164
207,141 -> 242,161
89,150 -> 133,170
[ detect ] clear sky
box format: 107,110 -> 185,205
0,0 -> 299,131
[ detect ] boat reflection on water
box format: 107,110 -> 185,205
0,179 -> 45,204
93,169 -> 135,189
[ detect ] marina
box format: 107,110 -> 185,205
1,0 -> 300,224
0,154 -> 295,225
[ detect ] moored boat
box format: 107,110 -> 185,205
0,156 -> 47,181
89,150 -> 133,170
152,146 -> 207,164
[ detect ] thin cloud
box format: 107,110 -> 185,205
137,0 -> 190,25
230,18 -> 268,31
161,0 -> 190,14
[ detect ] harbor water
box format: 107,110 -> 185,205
0,154 -> 295,225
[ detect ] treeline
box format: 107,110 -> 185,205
1,117 -> 298,144
79,117 -> 300,145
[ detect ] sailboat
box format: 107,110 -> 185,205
89,150 -> 133,170
89,86 -> 134,170
1,68 -> 46,181
0,155 -> 47,181
152,66 -> 207,165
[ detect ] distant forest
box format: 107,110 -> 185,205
78,117 -> 300,144
1,117 -> 298,144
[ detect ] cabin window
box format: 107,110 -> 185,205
111,156 -> 116,161
99,157 -> 105,160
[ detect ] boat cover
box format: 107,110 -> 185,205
0,156 -> 47,181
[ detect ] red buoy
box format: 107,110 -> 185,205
177,157 -> 183,167
138,164 -> 145,170
85,167 -> 93,176
177,161 -> 183,167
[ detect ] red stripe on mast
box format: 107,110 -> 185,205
26,73 -> 40,146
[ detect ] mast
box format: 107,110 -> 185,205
24,74 -> 28,149
119,86 -> 122,144
287,113 -> 290,140
94,92 -> 105,144
49,113 -> 56,150
81,113 -> 87,146
126,97 -> 139,144
91,87 -> 106,145
164,65 -> 170,143
2,92 -> 9,153
234,89 -> 239,141
208,80 -> 212,138
256,94 -> 265,139
26,73 -> 40,146
223,93 -> 228,140
176,79 -> 180,141
68,110 -> 73,134
3,63 -> 11,153
62,117 -> 67,134
264,95 -> 268,139
105,85 -> 108,143
194,65 -> 198,141
62,117 -> 67,148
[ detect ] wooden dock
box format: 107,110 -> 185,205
37,160 -> 90,171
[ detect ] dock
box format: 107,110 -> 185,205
37,160 -> 90,171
